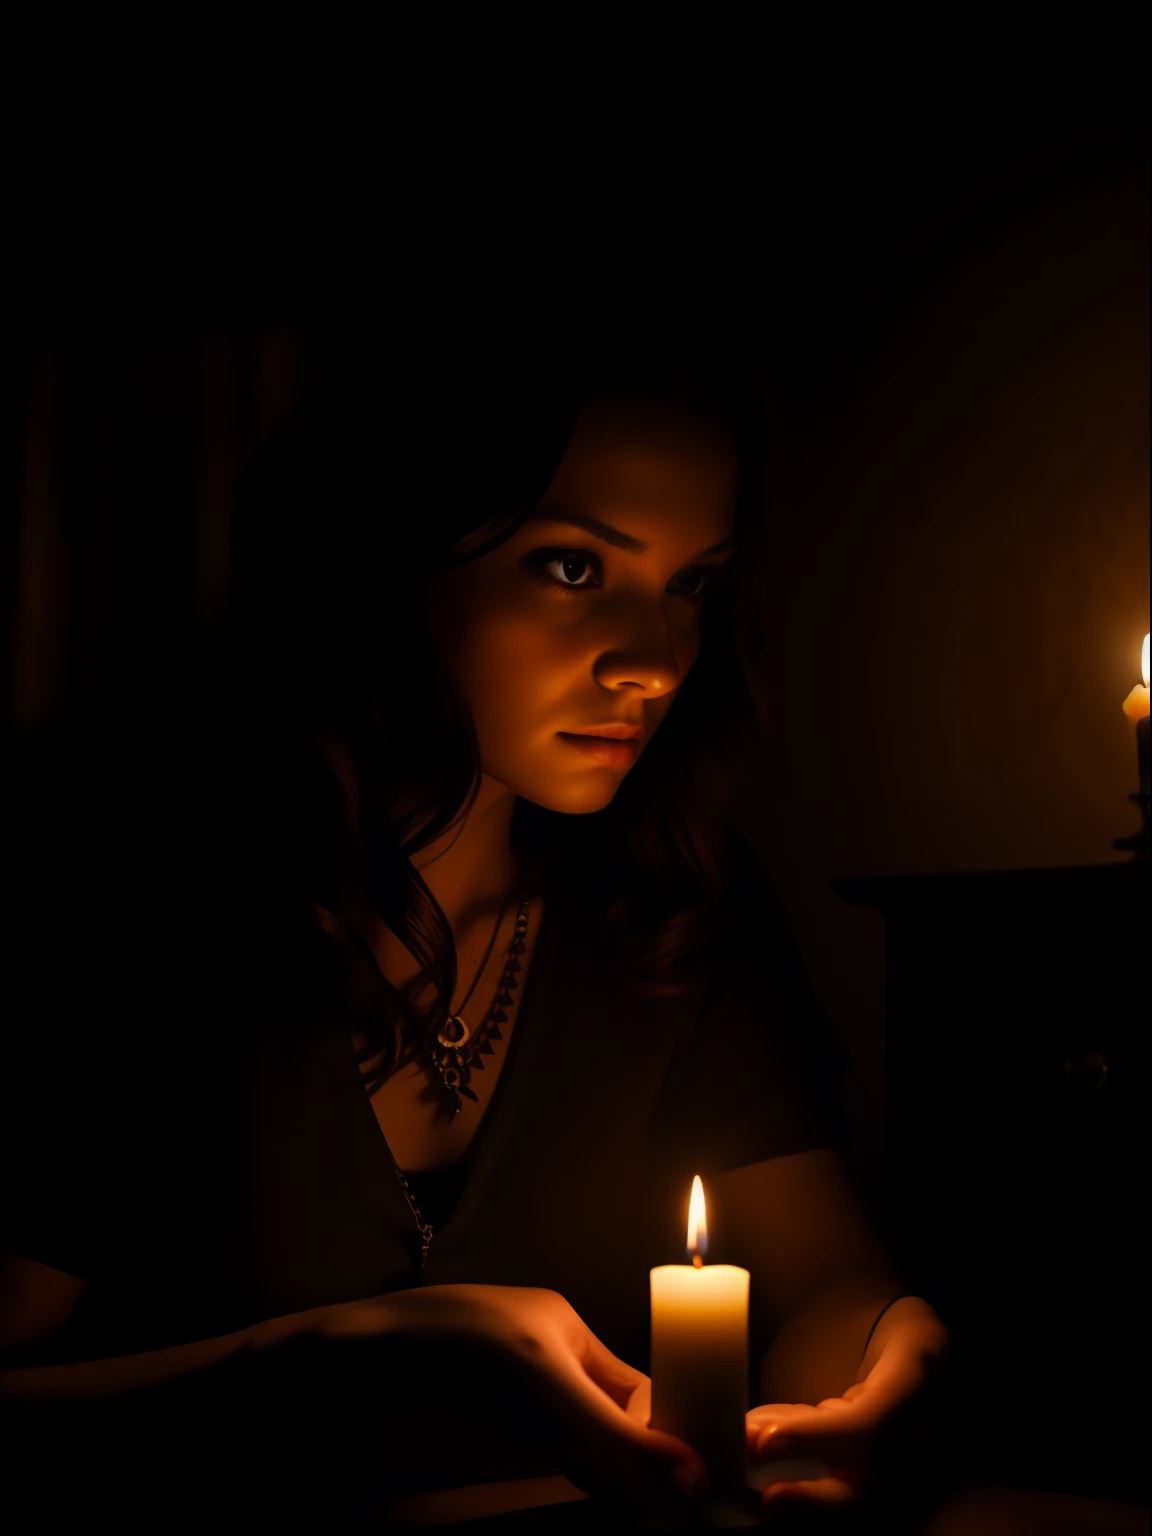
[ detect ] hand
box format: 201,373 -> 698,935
746,1299 -> 949,1517
305,1283 -> 710,1519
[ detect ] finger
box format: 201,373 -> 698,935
576,1328 -> 649,1413
747,1403 -> 881,1467
624,1376 -> 651,1428
747,1398 -> 882,1437
560,1356 -> 699,1466
746,1406 -> 812,1454
527,1349 -> 706,1509
757,1423 -> 870,1468
750,1456 -> 834,1490
764,1477 -> 859,1512
574,1332 -> 706,1487
764,1473 -> 861,1510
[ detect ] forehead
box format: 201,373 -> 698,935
548,394 -> 738,514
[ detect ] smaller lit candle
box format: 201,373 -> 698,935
1121,633 -> 1150,796
650,1176 -> 750,1495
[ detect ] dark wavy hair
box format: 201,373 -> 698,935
184,329 -> 778,1094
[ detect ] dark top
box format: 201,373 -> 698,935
0,798 -> 846,1388
398,1154 -> 477,1236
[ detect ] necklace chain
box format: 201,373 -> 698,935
391,1165 -> 436,1265
390,894 -> 533,1268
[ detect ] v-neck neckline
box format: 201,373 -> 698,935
340,889 -> 558,1250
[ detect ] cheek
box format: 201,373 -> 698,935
679,627 -> 703,672
449,607 -> 559,723
424,577 -> 502,682
428,569 -> 707,727
426,564 -> 529,651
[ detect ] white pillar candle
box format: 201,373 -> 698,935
1121,633 -> 1150,796
650,1175 -> 750,1495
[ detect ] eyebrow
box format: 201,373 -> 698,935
527,506 -> 736,562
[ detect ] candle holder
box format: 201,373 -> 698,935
1112,791 -> 1150,861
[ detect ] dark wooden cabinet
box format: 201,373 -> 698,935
837,861 -> 1148,1507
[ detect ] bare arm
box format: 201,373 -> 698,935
1,1317 -> 265,1431
709,1149 -> 947,1405
711,1147 -> 954,1517
0,1315 -> 388,1524
0,1262 -> 336,1438
0,1256 -> 441,1523
1,1272 -> 711,1524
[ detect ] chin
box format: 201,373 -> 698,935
517,780 -> 623,816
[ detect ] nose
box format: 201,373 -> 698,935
593,636 -> 685,699
590,590 -> 699,698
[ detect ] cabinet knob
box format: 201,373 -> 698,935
1063,1051 -> 1109,1092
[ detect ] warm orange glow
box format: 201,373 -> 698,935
687,1174 -> 708,1259
1122,637 -> 1150,723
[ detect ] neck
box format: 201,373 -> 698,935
412,774 -> 520,943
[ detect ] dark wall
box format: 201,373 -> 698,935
7,141 -> 1148,1204
739,147 -> 1149,1189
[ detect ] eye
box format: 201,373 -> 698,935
532,550 -> 600,594
524,548 -> 730,603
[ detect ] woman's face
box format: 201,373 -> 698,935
423,393 -> 739,815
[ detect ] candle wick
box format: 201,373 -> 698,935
692,1254 -> 703,1268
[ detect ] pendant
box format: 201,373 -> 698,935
437,1014 -> 471,1049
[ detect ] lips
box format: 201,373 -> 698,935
557,732 -> 642,767
565,724 -> 645,740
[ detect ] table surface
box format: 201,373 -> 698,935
366,1477 -> 1151,1533
370,1460 -> 832,1529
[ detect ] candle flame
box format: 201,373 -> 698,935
686,1174 -> 708,1260
1143,634 -> 1149,689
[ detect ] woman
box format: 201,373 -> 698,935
0,330 -> 967,1529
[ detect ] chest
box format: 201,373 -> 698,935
353,895 -> 545,1172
